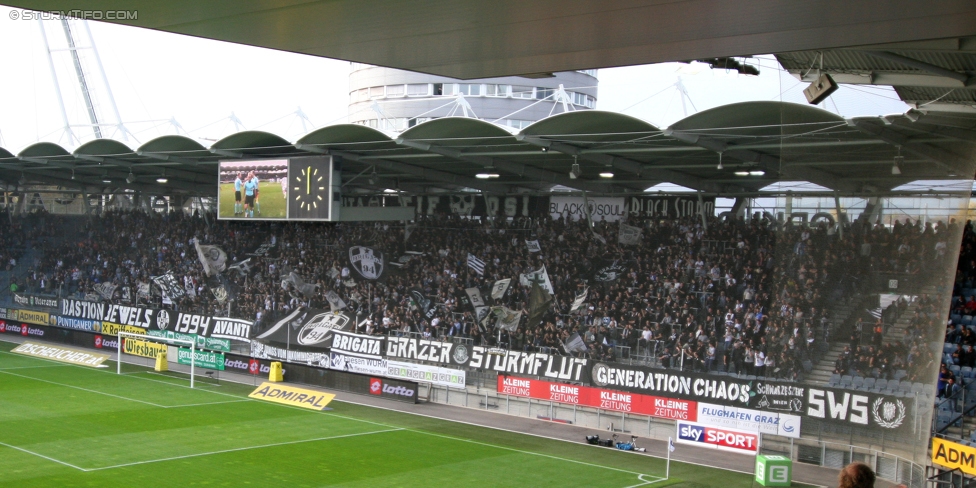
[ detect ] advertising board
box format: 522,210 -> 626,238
497,375 -> 697,421
176,348 -> 225,370
676,420 -> 759,455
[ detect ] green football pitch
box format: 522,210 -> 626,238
218,182 -> 287,219
0,341 -> 809,487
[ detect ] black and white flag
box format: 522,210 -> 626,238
121,286 -> 132,303
326,290 -> 347,312
348,246 -> 386,281
570,287 -> 589,313
194,239 -> 227,276
282,271 -> 318,298
618,223 -> 643,246
525,239 -> 542,253
519,265 -> 554,295
93,282 -> 117,300
563,332 -> 588,354
152,272 -> 186,300
410,288 -> 437,320
467,254 -> 485,276
490,279 -> 511,300
465,287 -> 486,309
492,306 -> 522,332
228,258 -> 253,277
136,281 -> 151,298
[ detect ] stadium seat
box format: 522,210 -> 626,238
899,380 -> 914,391
852,376 -> 865,388
946,343 -> 958,354
828,374 -> 840,386
912,382 -> 924,395
951,365 -> 962,376
965,316 -> 975,326
875,379 -> 888,390
863,377 -> 876,389
840,375 -> 853,387
962,367 -> 973,379
894,370 -> 908,381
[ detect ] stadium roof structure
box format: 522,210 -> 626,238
0,101 -> 972,197
6,1 -> 976,81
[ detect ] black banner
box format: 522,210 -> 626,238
343,195 -> 548,218
12,293 -> 58,311
59,299 -> 253,342
805,386 -> 911,432
410,289 -> 437,321
589,361 -> 805,412
253,308 -> 352,349
468,347 -> 588,382
591,259 -> 631,283
330,331 -> 384,359
626,196 -> 715,219
385,336 -> 472,367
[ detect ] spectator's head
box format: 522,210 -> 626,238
838,462 -> 875,488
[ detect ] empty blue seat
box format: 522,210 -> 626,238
864,377 -> 876,389
951,365 -> 962,376
840,375 -> 853,387
962,367 -> 973,378
894,370 -> 908,381
828,374 -> 840,386
853,376 -> 865,388
875,379 -> 888,390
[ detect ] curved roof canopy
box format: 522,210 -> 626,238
0,101 -> 970,196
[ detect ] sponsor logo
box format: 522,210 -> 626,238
21,325 -> 28,336
676,421 -> 758,454
933,437 -> 976,476
249,359 -> 260,374
296,313 -> 350,346
370,378 -> 382,395
123,339 -> 167,359
248,382 -> 335,411
100,322 -> 147,338
156,309 -> 170,330
95,335 -> 103,348
0,321 -> 5,332
349,246 -> 384,280
55,316 -> 100,332
12,342 -> 109,367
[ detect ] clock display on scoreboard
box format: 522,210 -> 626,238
287,157 -> 333,220
217,156 -> 333,221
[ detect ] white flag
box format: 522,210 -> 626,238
525,239 -> 542,253
668,437 -> 675,452
570,287 -> 588,313
519,265 -> 553,295
490,279 -> 512,300
194,239 -> 227,276
618,222 -> 642,246
325,290 -> 347,312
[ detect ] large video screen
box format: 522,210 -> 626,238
218,157 -> 333,221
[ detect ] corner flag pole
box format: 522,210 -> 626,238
666,437 -> 674,480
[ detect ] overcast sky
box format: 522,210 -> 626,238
0,6 -> 911,153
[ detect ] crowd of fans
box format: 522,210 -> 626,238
5,207 -> 961,383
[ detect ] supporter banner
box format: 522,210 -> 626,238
470,347 -> 589,382
0,321 -> 47,339
12,342 -> 109,367
385,336 -> 472,367
625,196 -> 716,219
60,300 -> 253,342
55,316 -> 101,333
123,338 -> 167,359
697,402 -> 801,438
409,289 -> 437,320
805,387 -> 909,431
176,348 -> 225,370
62,299 -> 161,328
384,195 -> 548,218
387,360 -> 465,389
152,273 -> 185,300
549,196 -> 626,222
12,293 -> 58,311
206,317 -> 252,342
330,331 -> 384,359
10,309 -> 53,326
100,322 -> 147,337
0,308 -> 7,320
248,382 -> 335,411
676,420 -> 759,455
932,437 -> 976,476
255,308 -> 352,349
589,362 -> 805,412
498,375 -> 697,421
249,341 -> 330,366
330,352 -> 386,376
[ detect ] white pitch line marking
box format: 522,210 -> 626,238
0,370 -> 166,408
0,364 -> 69,371
0,440 -> 87,471
623,473 -> 667,488
84,428 -> 404,471
162,399 -> 250,408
